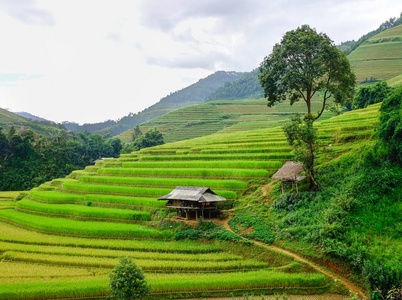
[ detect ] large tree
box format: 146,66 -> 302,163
259,25 -> 356,189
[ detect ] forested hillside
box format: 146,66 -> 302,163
0,128 -> 122,191
205,69 -> 263,101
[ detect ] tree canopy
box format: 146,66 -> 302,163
258,24 -> 356,120
0,128 -> 122,191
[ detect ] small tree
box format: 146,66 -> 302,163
283,114 -> 319,189
131,125 -> 142,142
109,257 -> 150,300
133,128 -> 164,150
258,24 -> 356,189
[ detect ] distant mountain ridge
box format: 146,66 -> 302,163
205,69 -> 263,102
0,108 -> 66,137
65,71 -> 244,136
13,112 -> 51,123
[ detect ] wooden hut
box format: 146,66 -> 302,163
158,186 -> 226,220
272,161 -> 306,194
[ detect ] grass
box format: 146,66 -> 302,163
3,251 -> 267,271
84,194 -> 166,207
0,269 -> 329,299
15,199 -> 151,221
0,210 -> 169,238
139,153 -> 293,161
29,190 -> 84,203
98,167 -> 270,180
0,241 -> 240,262
0,222 -> 220,253
122,160 -> 282,169
62,182 -> 237,199
79,175 -> 248,189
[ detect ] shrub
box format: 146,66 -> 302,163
352,81 -> 393,109
109,257 -> 150,300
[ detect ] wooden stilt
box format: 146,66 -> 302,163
281,182 -> 284,194
168,208 -> 170,218
209,210 -> 211,219
196,210 -> 198,221
185,210 -> 189,220
202,208 -> 204,220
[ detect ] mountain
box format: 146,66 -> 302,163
13,112 -> 51,122
348,23 -> 402,83
67,71 -> 243,136
0,107 -> 27,123
344,13 -> 401,55
0,107 -> 65,137
205,69 -> 263,102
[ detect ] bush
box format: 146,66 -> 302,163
173,229 -> 203,240
362,259 -> 402,300
377,86 -> 402,165
352,81 -> 393,109
109,257 -> 150,300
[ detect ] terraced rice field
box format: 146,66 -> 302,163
0,103 -> 380,299
117,96 -> 335,143
348,24 -> 402,82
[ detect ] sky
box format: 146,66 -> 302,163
0,0 -> 400,124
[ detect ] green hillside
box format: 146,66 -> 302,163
348,24 -> 402,83
0,100 -> 388,299
117,96 -> 334,144
0,107 -> 65,137
0,107 -> 26,123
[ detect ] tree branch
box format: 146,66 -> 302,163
313,77 -> 332,121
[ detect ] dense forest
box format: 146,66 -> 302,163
0,127 -> 122,191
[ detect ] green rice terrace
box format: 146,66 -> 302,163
117,97 -> 334,144
0,102 -> 382,299
348,24 -> 402,83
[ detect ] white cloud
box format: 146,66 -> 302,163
0,0 -> 400,124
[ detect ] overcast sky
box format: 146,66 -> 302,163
0,0 -> 400,124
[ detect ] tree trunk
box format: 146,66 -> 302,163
308,141 -> 321,191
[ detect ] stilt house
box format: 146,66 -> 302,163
272,161 -> 306,194
158,186 -> 226,220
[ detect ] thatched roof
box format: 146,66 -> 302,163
158,186 -> 226,203
272,161 -> 304,181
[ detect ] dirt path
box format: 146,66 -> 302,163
216,215 -> 367,300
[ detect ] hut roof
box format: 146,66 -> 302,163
158,186 -> 226,203
272,161 -> 304,181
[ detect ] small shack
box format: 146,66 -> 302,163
158,186 -> 226,220
272,161 -> 306,194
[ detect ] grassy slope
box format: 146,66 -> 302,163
117,96 -> 334,143
348,24 -> 402,83
0,107 -> 64,137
